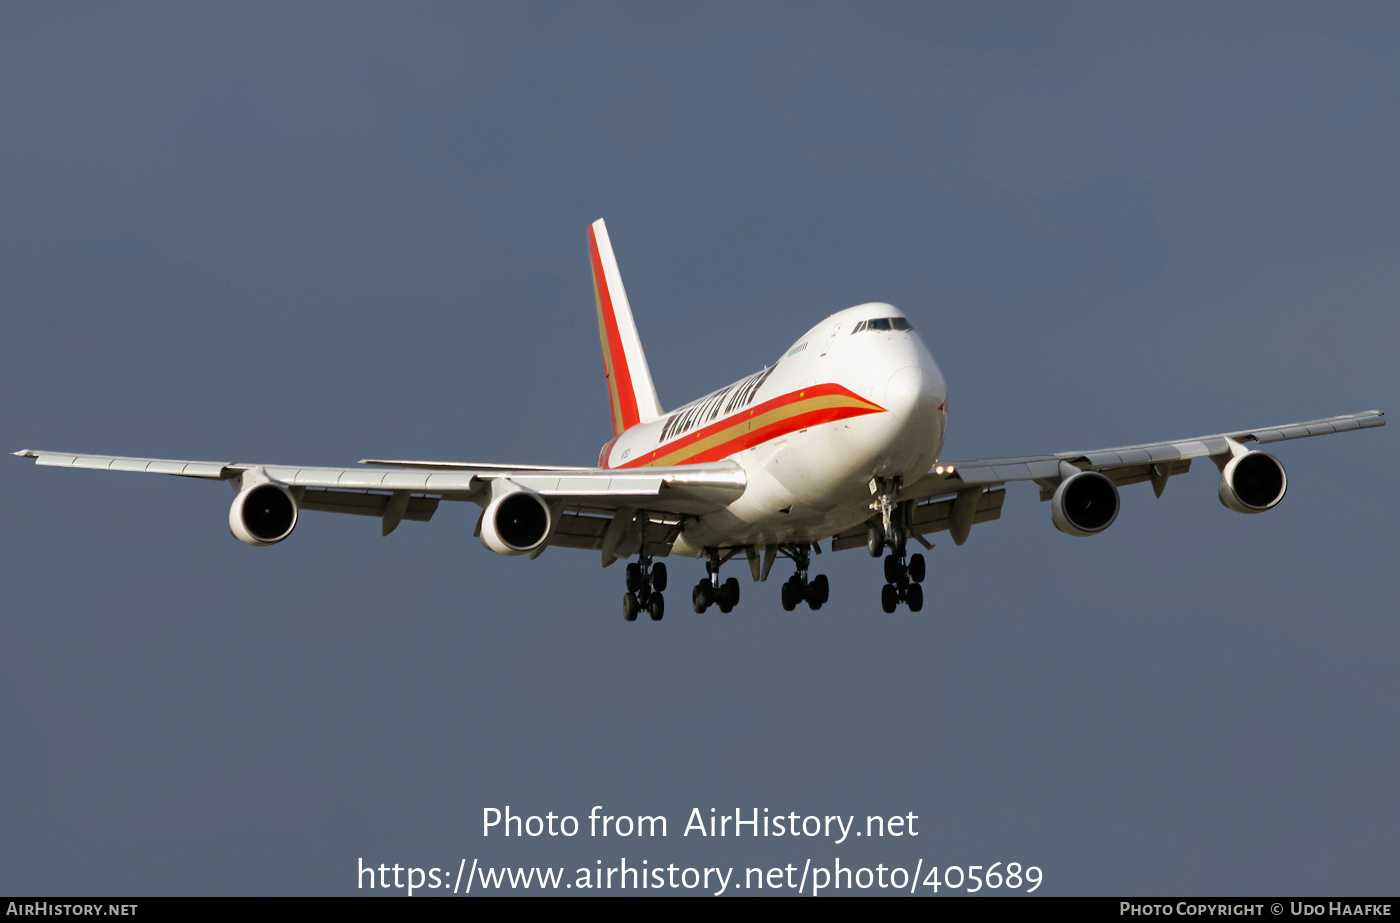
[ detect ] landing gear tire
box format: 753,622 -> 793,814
651,562 -> 668,592
781,579 -> 800,612
805,582 -> 823,610
648,593 -> 665,621
908,553 -> 925,583
890,527 -> 906,556
812,574 -> 829,605
906,583 -> 924,612
880,584 -> 898,614
625,562 -> 643,593
867,523 -> 884,557
692,583 -> 708,614
623,592 -> 639,622
884,554 -> 903,585
721,577 -> 740,608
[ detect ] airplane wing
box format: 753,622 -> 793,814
11,450 -> 746,559
830,409 -> 1385,551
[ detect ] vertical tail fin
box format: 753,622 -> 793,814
588,219 -> 663,436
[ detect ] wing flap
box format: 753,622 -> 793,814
548,510 -> 612,550
832,488 -> 1006,551
298,489 -> 439,522
547,508 -> 681,556
1035,459 -> 1191,501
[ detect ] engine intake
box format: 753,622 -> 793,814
1219,450 -> 1287,513
229,482 -> 298,545
480,486 -> 552,555
1051,470 -> 1120,537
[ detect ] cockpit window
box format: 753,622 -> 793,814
852,317 -> 911,334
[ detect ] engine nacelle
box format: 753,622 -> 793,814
229,482 -> 298,546
1218,450 -> 1287,513
1051,470 -> 1120,537
480,486 -> 552,556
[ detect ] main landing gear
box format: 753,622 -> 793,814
869,477 -> 926,613
623,547 -> 745,621
879,551 -> 925,613
622,557 -> 667,622
779,544 -> 829,611
693,548 -> 740,614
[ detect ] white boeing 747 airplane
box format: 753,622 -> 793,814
16,219 -> 1385,620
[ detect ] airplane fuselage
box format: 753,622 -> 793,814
599,302 -> 948,556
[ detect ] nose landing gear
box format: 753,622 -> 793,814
868,477 -> 906,556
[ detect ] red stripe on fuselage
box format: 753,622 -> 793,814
589,227 -> 641,435
610,383 -> 884,469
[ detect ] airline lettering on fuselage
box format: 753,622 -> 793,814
623,382 -> 886,469
659,367 -> 777,443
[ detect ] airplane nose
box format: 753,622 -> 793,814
883,366 -> 940,421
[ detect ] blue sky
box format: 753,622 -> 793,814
2,2 -> 1396,895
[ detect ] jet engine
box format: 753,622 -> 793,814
229,482 -> 299,546
480,486 -> 552,555
1051,470 -> 1120,537
1218,450 -> 1287,514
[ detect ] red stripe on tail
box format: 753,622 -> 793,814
589,226 -> 642,435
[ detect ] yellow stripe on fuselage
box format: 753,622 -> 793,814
637,391 -> 882,467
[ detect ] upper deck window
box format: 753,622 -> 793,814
851,317 -> 911,334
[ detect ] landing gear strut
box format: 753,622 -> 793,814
869,477 -> 926,612
779,544 -> 829,611
693,548 -> 740,614
868,476 -> 904,556
622,556 -> 667,622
